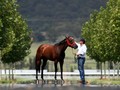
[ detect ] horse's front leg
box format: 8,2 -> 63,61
54,62 -> 58,80
59,60 -> 64,81
36,70 -> 38,80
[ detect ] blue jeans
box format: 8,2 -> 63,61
78,57 -> 85,81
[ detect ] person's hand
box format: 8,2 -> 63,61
73,53 -> 77,56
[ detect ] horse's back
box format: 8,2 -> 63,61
36,44 -> 57,60
37,44 -> 52,51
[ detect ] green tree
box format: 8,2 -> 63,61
0,0 -> 15,56
82,0 -> 120,78
0,0 -> 32,80
1,0 -> 32,64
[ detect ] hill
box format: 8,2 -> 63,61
17,0 -> 108,42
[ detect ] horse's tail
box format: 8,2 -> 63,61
35,49 -> 41,73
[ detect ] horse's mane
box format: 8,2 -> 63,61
54,39 -> 66,46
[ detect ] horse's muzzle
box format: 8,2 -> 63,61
73,44 -> 78,49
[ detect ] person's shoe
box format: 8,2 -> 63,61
82,80 -> 85,84
78,80 -> 88,84
78,80 -> 83,83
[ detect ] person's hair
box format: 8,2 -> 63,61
80,38 -> 85,44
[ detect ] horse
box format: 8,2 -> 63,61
35,36 -> 78,81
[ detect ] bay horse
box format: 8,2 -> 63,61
35,36 -> 78,81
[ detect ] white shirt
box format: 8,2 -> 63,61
76,42 -> 87,57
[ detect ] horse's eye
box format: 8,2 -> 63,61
69,39 -> 74,43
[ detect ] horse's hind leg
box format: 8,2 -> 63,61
36,59 -> 41,80
41,59 -> 47,80
54,62 -> 58,80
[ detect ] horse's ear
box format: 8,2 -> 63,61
65,35 -> 69,38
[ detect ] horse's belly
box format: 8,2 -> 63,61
42,55 -> 58,61
42,51 -> 58,61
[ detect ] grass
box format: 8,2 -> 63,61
27,43 -> 96,72
0,78 -> 120,85
2,43 -> 117,85
63,78 -> 120,85
0,78 -> 35,84
88,78 -> 120,85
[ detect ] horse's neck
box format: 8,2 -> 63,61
57,43 -> 68,53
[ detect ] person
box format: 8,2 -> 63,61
75,38 -> 87,84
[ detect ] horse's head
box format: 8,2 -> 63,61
66,36 -> 78,49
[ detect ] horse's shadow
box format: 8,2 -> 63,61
35,79 -> 65,87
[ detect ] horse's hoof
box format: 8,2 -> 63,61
42,79 -> 45,83
61,79 -> 65,84
54,79 -> 58,84
36,79 -> 39,84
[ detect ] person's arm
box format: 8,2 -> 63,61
75,42 -> 79,47
71,42 -> 79,55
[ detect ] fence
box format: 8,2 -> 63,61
0,69 -> 119,75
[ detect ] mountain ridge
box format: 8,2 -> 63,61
18,0 -> 108,42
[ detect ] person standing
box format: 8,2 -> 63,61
75,39 -> 87,84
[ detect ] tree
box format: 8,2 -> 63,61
82,0 -> 120,78
0,0 -> 32,80
0,0 -> 15,56
1,0 -> 32,63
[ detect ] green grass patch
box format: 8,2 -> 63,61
0,78 -> 35,84
88,78 -> 120,85
1,78 -> 120,85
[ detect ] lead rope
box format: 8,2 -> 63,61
71,48 -> 77,63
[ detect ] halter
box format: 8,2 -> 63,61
66,38 -> 75,47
